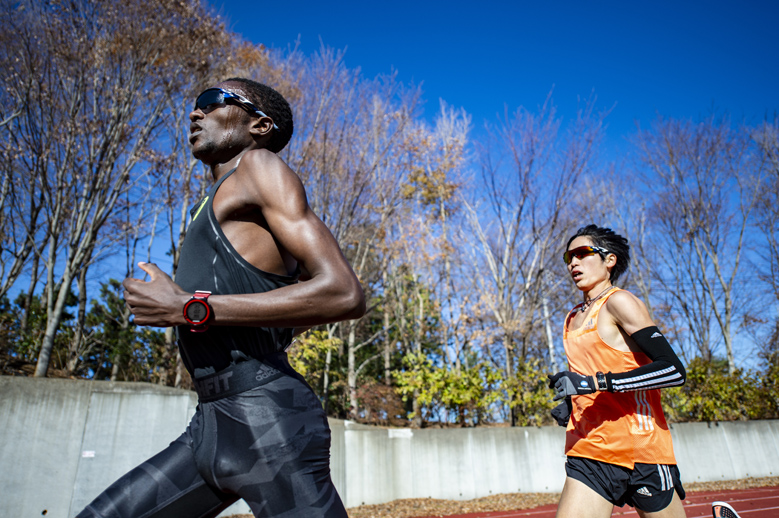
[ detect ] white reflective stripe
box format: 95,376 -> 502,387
645,391 -> 654,431
638,391 -> 645,430
613,372 -> 684,391
612,370 -> 682,388
665,465 -> 674,489
633,393 -> 642,429
634,391 -> 654,431
614,365 -> 677,384
658,464 -> 668,491
644,391 -> 653,431
616,372 -> 683,386
634,392 -> 640,429
648,392 -> 654,431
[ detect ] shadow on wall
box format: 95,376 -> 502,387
0,376 -> 777,517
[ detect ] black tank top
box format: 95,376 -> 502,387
175,168 -> 299,373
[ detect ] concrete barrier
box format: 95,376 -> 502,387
1,376 -> 777,516
340,422 -> 567,507
672,420 -> 779,483
0,376 -> 211,517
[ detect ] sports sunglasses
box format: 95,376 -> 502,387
194,88 -> 279,130
563,245 -> 610,265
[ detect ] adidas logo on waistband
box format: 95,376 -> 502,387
650,332 -> 662,338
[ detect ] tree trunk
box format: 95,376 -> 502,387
19,253 -> 40,336
347,321 -> 359,418
35,237 -> 72,377
65,266 -> 90,375
505,337 -> 518,427
542,289 -> 558,372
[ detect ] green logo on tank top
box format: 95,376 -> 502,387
191,196 -> 209,223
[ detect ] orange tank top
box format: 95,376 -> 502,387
562,287 -> 676,468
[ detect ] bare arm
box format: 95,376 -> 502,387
123,150 -> 365,328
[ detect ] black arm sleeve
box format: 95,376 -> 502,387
605,326 -> 686,392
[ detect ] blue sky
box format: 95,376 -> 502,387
210,1 -> 777,368
216,0 -> 778,156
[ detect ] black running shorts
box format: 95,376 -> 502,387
76,361 -> 347,518
565,456 -> 685,512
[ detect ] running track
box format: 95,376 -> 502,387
414,486 -> 779,518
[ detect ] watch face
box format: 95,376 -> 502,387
185,300 -> 209,324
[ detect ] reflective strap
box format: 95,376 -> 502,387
193,357 -> 285,402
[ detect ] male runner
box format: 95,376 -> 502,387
548,225 -> 687,518
77,78 -> 365,517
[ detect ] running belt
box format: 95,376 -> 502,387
193,356 -> 286,402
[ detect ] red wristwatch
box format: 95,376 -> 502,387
183,291 -> 212,332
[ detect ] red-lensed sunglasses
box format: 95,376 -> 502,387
563,245 -> 610,265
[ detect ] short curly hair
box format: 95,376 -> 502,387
566,224 -> 631,282
221,77 -> 294,153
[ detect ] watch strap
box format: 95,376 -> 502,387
193,290 -> 211,301
596,371 -> 609,392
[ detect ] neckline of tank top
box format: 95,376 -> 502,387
578,285 -> 616,313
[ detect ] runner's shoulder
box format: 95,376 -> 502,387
238,148 -> 291,176
607,288 -> 641,304
605,289 -> 653,330
235,149 -> 305,210
235,149 -> 299,187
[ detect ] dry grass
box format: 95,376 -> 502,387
345,492 -> 559,518
230,476 -> 779,518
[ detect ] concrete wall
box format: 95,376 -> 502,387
1,376 -> 778,517
339,419 -> 779,507
672,420 -> 779,483
340,422 -> 567,507
0,376 -> 250,517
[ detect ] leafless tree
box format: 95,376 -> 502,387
463,93 -> 604,425
752,118 -> 779,354
0,0 -> 238,376
753,119 -> 779,299
633,116 -> 763,372
276,46 -> 425,417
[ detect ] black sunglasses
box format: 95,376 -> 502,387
194,88 -> 278,130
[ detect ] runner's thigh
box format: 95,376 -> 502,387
76,433 -> 235,518
209,375 -> 347,518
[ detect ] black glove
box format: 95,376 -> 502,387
547,371 -> 595,401
551,397 -> 572,427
